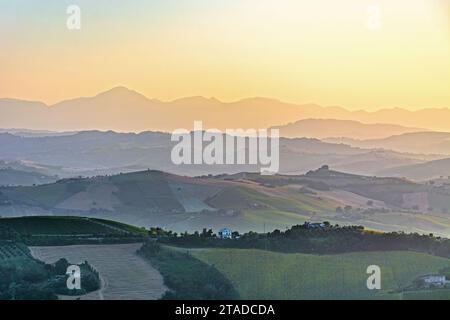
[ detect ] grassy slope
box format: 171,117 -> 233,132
8,180 -> 90,207
201,184 -> 337,232
0,216 -> 146,236
192,248 -> 450,300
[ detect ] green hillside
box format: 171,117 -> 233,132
192,248 -> 450,300
0,170 -> 337,215
0,171 -> 216,213
0,216 -> 146,236
0,170 -> 338,231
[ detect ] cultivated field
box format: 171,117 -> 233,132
30,243 -> 167,300
0,216 -> 146,236
192,248 -> 450,300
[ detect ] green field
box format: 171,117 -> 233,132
191,248 -> 450,300
0,216 -> 146,236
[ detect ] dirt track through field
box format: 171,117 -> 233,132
30,243 -> 167,300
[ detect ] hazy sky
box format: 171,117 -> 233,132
0,0 -> 449,110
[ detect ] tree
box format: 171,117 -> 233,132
54,258 -> 70,275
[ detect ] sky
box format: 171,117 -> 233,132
0,0 -> 449,111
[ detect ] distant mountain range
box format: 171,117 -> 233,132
0,128 -> 76,138
379,158 -> 450,181
1,86 -> 450,133
271,119 -> 425,140
2,87 -> 450,181
325,132 -> 450,156
0,160 -> 59,186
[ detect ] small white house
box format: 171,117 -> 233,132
219,228 -> 233,239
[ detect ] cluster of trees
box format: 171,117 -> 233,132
0,255 -> 100,300
138,241 -> 239,300
155,222 -> 450,258
0,260 -> 57,300
156,228 -> 240,247
43,258 -> 100,296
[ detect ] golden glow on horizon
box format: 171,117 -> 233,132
0,0 -> 449,110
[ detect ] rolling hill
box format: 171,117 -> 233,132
1,168 -> 450,235
378,158 -> 450,181
0,130 -> 440,178
0,216 -> 147,237
326,132 -> 450,156
0,170 -> 339,232
0,168 -> 57,186
271,119 -> 425,140
240,166 -> 447,210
